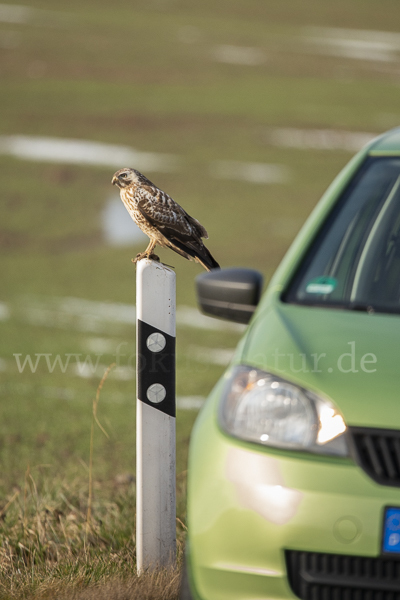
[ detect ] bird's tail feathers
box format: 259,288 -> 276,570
168,238 -> 220,272
196,246 -> 220,271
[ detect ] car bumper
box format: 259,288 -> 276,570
186,381 -> 400,600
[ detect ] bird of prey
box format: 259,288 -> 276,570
112,168 -> 220,271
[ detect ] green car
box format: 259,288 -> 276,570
182,128 -> 400,600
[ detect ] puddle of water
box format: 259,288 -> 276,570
307,38 -> 396,62
0,302 -> 9,321
176,306 -> 244,332
84,336 -> 126,354
0,4 -> 32,24
14,296 -> 244,333
0,135 -> 179,172
213,45 -> 265,66
177,396 -> 205,410
0,381 -> 205,410
18,296 -> 136,335
103,195 -> 147,247
304,27 -> 400,62
211,160 -> 290,184
269,128 -> 376,152
190,345 -> 236,366
0,4 -> 71,26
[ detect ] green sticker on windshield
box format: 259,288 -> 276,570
306,276 -> 337,295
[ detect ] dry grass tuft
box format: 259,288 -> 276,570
0,557 -> 181,600
0,458 -> 183,599
0,366 -> 184,599
34,569 -> 181,600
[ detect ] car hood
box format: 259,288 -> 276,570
240,302 -> 400,429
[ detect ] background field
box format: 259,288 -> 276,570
1,0 -> 400,597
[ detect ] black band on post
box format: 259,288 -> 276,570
137,319 -> 176,418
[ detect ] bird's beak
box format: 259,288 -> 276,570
112,174 -> 119,186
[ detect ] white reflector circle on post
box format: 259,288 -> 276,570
147,382 -> 167,404
146,332 -> 167,352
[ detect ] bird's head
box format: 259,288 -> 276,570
111,168 -> 140,189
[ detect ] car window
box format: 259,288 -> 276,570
284,157 -> 400,314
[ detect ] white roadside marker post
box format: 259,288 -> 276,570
136,258 -> 176,573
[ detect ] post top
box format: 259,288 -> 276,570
136,258 -> 176,337
136,258 -> 176,278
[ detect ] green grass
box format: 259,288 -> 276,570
1,0 -> 400,596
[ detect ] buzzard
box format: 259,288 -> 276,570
112,168 -> 220,271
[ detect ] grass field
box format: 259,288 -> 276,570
1,0 -> 400,597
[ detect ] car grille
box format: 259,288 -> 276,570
349,427 -> 400,487
286,550 -> 400,599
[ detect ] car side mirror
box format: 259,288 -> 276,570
196,268 -> 263,324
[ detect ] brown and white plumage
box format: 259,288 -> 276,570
111,168 -> 220,271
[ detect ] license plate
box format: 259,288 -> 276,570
383,507 -> 400,554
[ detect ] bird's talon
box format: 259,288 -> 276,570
132,252 -> 160,265
132,253 -> 144,264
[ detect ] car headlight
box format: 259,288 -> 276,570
218,365 -> 348,456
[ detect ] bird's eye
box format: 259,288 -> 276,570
120,173 -> 128,178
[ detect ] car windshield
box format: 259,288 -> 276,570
284,157 -> 400,315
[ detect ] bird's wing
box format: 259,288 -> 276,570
137,185 -> 208,240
